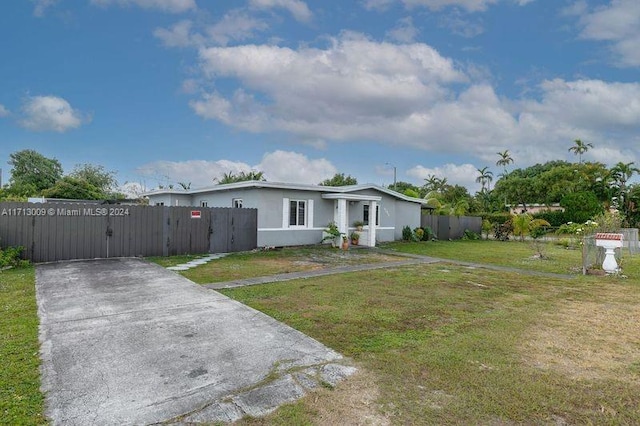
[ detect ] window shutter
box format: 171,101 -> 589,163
307,199 -> 314,228
282,198 -> 289,228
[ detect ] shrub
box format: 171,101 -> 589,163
533,210 -> 568,227
560,191 -> 604,224
402,225 -> 414,241
414,228 -> 425,241
0,246 -> 27,269
462,229 -> 480,240
481,212 -> 512,225
493,220 -> 513,241
422,226 -> 435,240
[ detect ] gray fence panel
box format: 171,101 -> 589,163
0,202 -> 257,262
229,208 -> 258,252
421,215 -> 482,240
210,208 -> 230,253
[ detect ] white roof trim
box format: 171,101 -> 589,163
143,180 -> 427,204
322,193 -> 382,201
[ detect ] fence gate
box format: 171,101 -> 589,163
0,202 -> 257,263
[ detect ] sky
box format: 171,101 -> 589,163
1,0 -> 639,195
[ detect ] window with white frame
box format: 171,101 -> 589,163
289,200 -> 306,226
232,198 -> 243,208
363,204 -> 380,226
155,202 -> 164,206
200,201 -> 208,207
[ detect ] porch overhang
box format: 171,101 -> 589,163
321,193 -> 382,202
322,193 -> 380,247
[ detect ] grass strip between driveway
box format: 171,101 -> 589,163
0,266 -> 46,425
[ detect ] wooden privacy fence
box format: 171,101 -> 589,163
0,202 -> 257,263
421,215 -> 482,240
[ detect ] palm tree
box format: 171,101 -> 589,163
476,166 -> 493,192
496,150 -> 514,175
611,161 -> 640,212
422,175 -> 449,194
214,170 -> 266,184
568,139 -> 593,164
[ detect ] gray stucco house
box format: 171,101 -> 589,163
144,181 -> 427,248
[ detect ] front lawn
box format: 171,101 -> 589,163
223,260 -> 640,424
164,246 -> 406,284
382,239 -> 583,274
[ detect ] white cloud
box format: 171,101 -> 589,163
0,104 -> 9,117
136,159 -> 252,188
362,0 -> 395,11
154,20 -> 200,48
19,96 -> 89,132
33,0 -> 58,17
576,0 -> 640,67
521,79 -> 640,132
90,0 -> 196,13
188,33 -> 640,167
135,151 -> 336,188
589,147 -> 637,166
118,181 -> 148,198
205,9 -> 269,46
257,150 -> 336,183
386,17 -> 419,42
438,10 -> 484,37
407,163 -> 482,191
193,32 -> 467,137
249,0 -> 312,22
401,0 -> 532,12
155,11 -> 269,48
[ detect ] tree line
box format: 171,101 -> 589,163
1,149 -> 122,201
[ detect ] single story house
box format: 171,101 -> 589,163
144,181 -> 428,248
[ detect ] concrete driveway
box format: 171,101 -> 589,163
36,258 -> 354,425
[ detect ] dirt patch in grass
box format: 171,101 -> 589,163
306,368 -> 390,426
522,291 -> 640,384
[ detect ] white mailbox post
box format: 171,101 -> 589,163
595,233 -> 623,274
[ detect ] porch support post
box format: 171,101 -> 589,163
335,198 -> 348,236
368,200 -> 377,247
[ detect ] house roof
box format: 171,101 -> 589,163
143,181 -> 428,205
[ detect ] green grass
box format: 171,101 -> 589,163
5,241 -> 640,424
221,261 -> 640,424
160,246 -> 405,284
0,266 -> 46,425
382,239 -> 583,274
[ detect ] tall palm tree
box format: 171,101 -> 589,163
568,139 -> 593,164
611,161 -> 640,212
496,150 -> 514,175
422,175 -> 448,194
476,166 -> 493,192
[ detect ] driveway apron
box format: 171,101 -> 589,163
36,258 -> 354,425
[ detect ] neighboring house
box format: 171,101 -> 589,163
144,181 -> 428,248
507,203 -> 564,216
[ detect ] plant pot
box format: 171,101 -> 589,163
351,239 -> 359,246
341,241 -> 349,250
356,226 -> 363,231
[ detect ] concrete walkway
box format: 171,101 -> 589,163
36,258 -> 355,425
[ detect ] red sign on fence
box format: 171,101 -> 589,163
190,210 -> 201,219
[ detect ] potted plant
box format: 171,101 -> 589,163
321,222 -> 342,247
350,231 -> 360,245
353,220 -> 364,231
341,234 -> 349,251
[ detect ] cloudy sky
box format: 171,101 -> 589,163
1,0 -> 638,193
